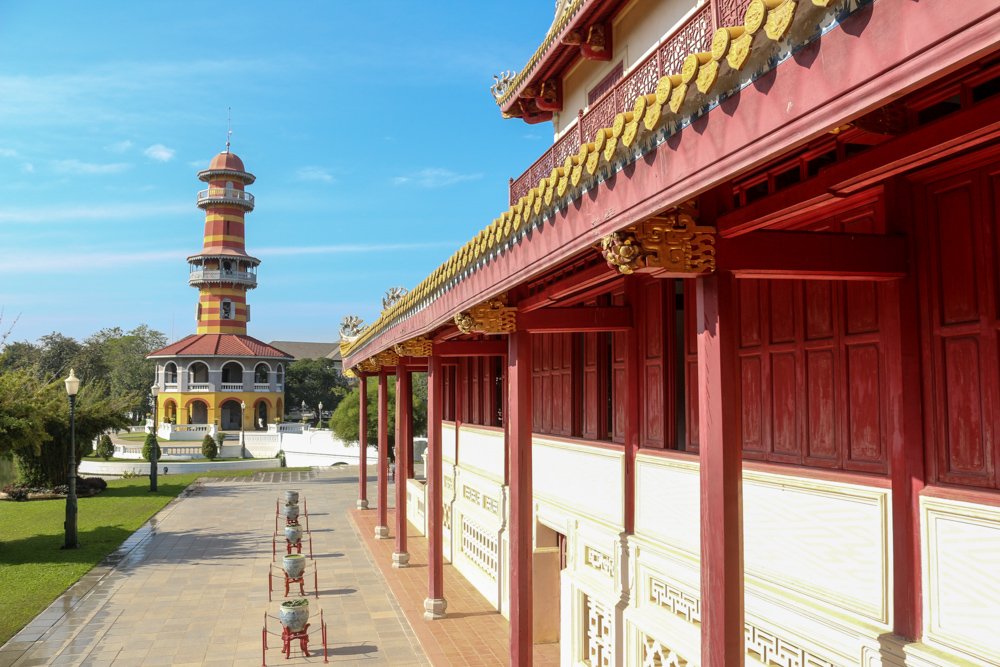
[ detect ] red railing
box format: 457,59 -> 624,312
510,5 -> 714,206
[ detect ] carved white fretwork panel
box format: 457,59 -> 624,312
585,595 -> 614,667
463,485 -> 481,504
745,624 -> 836,667
461,514 -> 498,580
923,496 -> 1000,664
641,634 -> 689,667
650,577 -> 701,624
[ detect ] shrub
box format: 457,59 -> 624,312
201,435 -> 218,461
217,431 -> 226,444
97,435 -> 114,461
78,477 -> 107,492
141,433 -> 161,461
2,485 -> 28,502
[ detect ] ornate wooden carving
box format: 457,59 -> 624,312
602,209 -> 716,276
372,349 -> 399,367
394,336 -> 434,357
454,294 -> 517,334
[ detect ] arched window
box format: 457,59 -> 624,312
221,361 -> 243,384
255,363 -> 270,384
189,362 -> 209,384
222,260 -> 232,274
221,299 -> 233,320
277,364 -> 284,388
165,362 -> 178,384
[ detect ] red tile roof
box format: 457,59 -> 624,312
147,334 -> 294,359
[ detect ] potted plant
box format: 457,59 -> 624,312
284,502 -> 299,521
283,553 -> 306,579
285,491 -> 299,503
285,521 -> 303,545
279,599 -> 309,633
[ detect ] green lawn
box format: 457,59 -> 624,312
114,433 -> 150,441
0,467 -> 311,645
81,456 -> 250,462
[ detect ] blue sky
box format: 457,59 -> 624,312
0,1 -> 556,345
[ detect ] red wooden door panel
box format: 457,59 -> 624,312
919,165 -> 1000,488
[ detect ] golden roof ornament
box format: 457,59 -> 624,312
454,293 -> 517,334
602,210 -> 716,276
382,287 -> 408,312
394,336 -> 434,357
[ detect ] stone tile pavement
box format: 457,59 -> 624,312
0,468 -> 429,667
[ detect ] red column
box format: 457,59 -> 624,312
696,271 -> 744,667
393,359 -> 410,567
508,329 -> 533,666
883,177 -> 926,639
375,370 -> 390,539
358,375 -> 369,510
623,276 -> 642,533
424,354 -> 448,619
406,370 -> 415,478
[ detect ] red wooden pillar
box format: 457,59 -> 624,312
508,329 -> 533,667
883,177 -> 925,640
393,358 -> 410,567
358,375 -> 369,510
406,370 -> 415,478
424,354 -> 448,619
375,370 -> 390,539
623,276 -> 642,533
696,271 -> 744,667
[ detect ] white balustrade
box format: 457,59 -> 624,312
197,188 -> 254,208
221,382 -> 243,391
254,383 -> 270,391
164,383 -> 178,391
188,383 -> 210,391
188,269 -> 257,286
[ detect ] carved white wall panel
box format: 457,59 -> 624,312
533,437 -> 625,530
461,513 -> 499,580
743,469 -> 891,624
442,422 -> 457,462
457,426 -> 505,481
635,455 -> 701,555
585,595 -> 615,667
922,495 -> 1000,664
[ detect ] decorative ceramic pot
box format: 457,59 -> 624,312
285,491 -> 299,503
285,523 -> 303,544
284,503 -> 299,521
283,553 -> 306,579
279,600 -> 309,633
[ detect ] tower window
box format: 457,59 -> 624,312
221,299 -> 233,320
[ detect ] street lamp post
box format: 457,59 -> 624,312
63,370 -> 80,550
240,400 -> 246,458
318,402 -> 323,428
150,385 -> 159,492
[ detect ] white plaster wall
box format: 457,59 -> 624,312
922,495 -> 1000,664
279,429 -> 377,467
456,426 -> 505,482
532,437 -> 625,531
635,454 -> 701,555
442,422 -> 457,463
554,0 -> 702,137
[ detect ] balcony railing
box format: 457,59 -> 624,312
188,269 -> 257,287
509,5 -> 713,206
221,382 -> 243,391
188,383 -> 210,391
197,188 -> 255,210
164,382 -> 178,391
254,383 -> 270,391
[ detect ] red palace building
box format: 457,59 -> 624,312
340,1 -> 1000,665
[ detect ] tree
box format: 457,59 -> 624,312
284,358 -> 350,423
97,435 -> 114,461
141,432 -> 161,462
106,325 -> 167,423
36,332 -> 83,380
328,374 -> 427,462
0,340 -> 40,374
201,435 -> 218,461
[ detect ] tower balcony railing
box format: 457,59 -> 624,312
196,187 -> 255,210
188,269 -> 257,287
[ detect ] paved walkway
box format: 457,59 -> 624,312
351,508 -> 561,666
0,469 -> 428,667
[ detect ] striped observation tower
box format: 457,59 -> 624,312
189,150 -> 259,334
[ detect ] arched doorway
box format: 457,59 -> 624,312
163,399 -> 177,423
189,399 -> 209,424
189,362 -> 209,385
220,399 -> 243,431
256,400 -> 268,430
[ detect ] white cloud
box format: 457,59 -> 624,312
256,241 -> 458,257
0,202 -> 187,224
53,159 -> 132,175
105,140 -> 133,153
0,147 -> 18,157
144,144 -> 175,162
21,163 -> 34,173
296,167 -> 334,182
188,160 -> 206,168
391,168 -> 483,188
0,248 -> 186,273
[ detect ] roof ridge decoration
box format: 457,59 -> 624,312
344,0 -> 848,370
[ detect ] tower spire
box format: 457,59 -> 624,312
226,107 -> 231,153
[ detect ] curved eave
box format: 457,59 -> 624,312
197,168 -> 257,185
147,352 -> 290,359
186,251 -> 261,264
